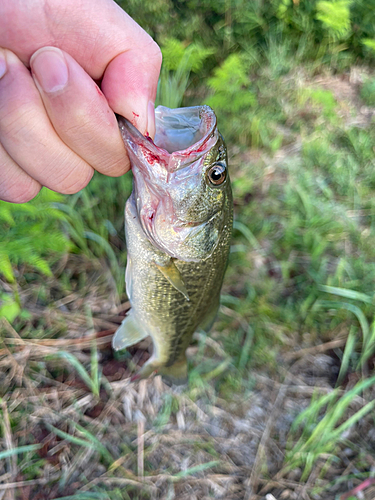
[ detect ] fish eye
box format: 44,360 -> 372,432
207,163 -> 227,186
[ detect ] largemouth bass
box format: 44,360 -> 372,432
113,105 -> 233,383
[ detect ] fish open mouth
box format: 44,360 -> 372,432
118,105 -> 218,174
153,106 -> 216,154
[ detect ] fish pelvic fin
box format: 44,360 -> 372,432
154,259 -> 190,301
112,313 -> 148,351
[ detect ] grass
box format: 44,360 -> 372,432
2,44 -> 375,499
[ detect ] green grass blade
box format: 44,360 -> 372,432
233,221 -> 262,251
319,300 -> 370,347
90,340 -> 100,397
319,285 -> 373,304
52,351 -> 94,393
336,325 -> 357,385
332,399 -> 375,440
70,421 -> 114,465
0,444 -> 42,460
83,231 -> 122,285
238,325 -> 255,373
359,319 -> 375,367
174,460 -> 220,478
46,424 -> 95,449
53,494 -> 109,500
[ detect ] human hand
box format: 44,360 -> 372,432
0,0 -> 162,203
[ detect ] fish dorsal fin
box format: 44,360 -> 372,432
112,313 -> 148,351
154,259 -> 190,301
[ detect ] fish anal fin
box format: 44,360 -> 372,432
154,259 -> 190,301
112,313 -> 148,352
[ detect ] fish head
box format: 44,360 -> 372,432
119,105 -> 232,262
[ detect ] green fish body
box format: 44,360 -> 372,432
113,106 -> 233,383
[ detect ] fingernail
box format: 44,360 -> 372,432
147,100 -> 156,138
30,47 -> 68,93
0,48 -> 7,79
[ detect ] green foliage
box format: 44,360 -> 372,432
285,375 -> 375,480
360,77 -> 375,106
157,39 -> 214,108
362,38 -> 375,52
46,421 -> 114,466
207,54 -> 256,113
0,294 -> 21,322
50,341 -> 102,397
302,88 -> 339,123
316,0 -> 352,41
51,172 -> 133,291
119,0 -> 375,73
161,38 -> 213,73
206,54 -> 258,144
0,189 -> 70,285
0,443 -> 42,461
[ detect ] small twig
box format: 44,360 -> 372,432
135,410 -> 146,480
0,479 -> 49,491
244,374 -> 290,500
1,401 -> 16,500
340,477 -> 375,500
284,337 -> 347,360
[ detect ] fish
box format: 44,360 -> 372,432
112,105 -> 233,384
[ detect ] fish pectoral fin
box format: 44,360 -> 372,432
112,313 -> 148,351
154,259 -> 190,301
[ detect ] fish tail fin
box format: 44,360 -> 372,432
158,356 -> 188,386
112,312 -> 148,351
131,360 -> 160,382
130,357 -> 188,385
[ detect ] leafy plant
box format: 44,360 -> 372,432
50,341 -> 102,397
285,375 -> 375,480
316,0 -> 352,41
206,53 -> 257,144
46,420 -> 113,465
0,189 -> 70,286
156,38 -> 214,108
360,77 -> 375,106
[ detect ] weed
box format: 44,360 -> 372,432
49,341 -> 102,397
